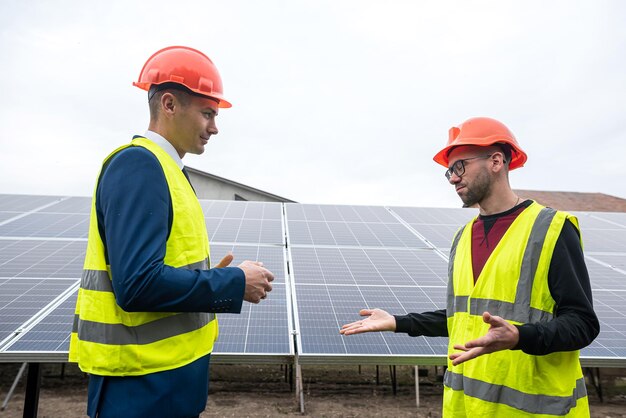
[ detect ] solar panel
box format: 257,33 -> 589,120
209,244 -> 291,357
38,197 -> 92,214
389,206 -> 477,249
3,289 -> 77,353
285,204 -> 428,248
1,194 -> 625,370
0,194 -> 64,212
0,213 -> 89,238
0,239 -> 86,278
201,200 -> 284,245
582,290 -> 626,359
0,278 -> 77,347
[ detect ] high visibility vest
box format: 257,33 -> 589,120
444,202 -> 589,417
68,137 -> 217,376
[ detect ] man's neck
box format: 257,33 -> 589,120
477,187 -> 519,216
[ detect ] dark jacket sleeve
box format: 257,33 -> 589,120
96,146 -> 245,313
393,309 -> 448,337
515,220 -> 600,355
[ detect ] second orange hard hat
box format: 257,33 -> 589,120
433,117 -> 527,170
133,46 -> 232,108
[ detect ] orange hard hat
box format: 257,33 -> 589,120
133,46 -> 232,108
433,117 -> 527,170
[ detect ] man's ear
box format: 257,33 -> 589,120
160,92 -> 176,116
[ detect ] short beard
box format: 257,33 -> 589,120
459,168 -> 491,207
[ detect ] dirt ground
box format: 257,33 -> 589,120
1,363 -> 625,418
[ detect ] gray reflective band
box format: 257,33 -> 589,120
444,371 -> 587,415
447,207 -> 557,323
80,258 -> 209,292
447,296 -> 468,318
513,207 -> 556,318
81,270 -> 112,292
74,312 -> 215,345
447,228 -> 465,315
469,299 -> 553,323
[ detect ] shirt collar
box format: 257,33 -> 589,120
143,130 -> 184,170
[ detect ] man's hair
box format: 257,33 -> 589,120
148,82 -> 192,121
496,143 -> 512,167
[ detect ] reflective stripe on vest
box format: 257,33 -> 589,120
444,371 -> 587,416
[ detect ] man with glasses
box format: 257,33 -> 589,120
341,117 -> 599,417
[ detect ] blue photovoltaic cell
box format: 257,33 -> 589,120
6,290 -> 77,352
286,204 -> 428,248
201,200 -> 284,245
286,204 -> 399,223
0,212 -> 22,223
295,284 -> 446,356
0,194 -> 64,212
390,206 -> 477,248
0,213 -> 89,238
290,247 -> 448,286
39,197 -> 92,214
0,278 -> 76,345
390,206 -> 477,225
197,243 -> 291,355
579,229 -> 626,253
587,254 -> 626,271
582,290 -> 626,358
0,240 -> 86,279
588,212 -> 626,227
585,256 -> 626,290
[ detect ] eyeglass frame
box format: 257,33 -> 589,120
444,154 -> 495,180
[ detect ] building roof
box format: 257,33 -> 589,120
186,167 -> 296,203
514,189 -> 626,212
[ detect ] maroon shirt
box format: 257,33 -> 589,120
471,204 -> 527,283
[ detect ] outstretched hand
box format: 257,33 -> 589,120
340,308 -> 396,335
449,312 -> 519,366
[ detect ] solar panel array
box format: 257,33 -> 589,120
0,193 -> 625,368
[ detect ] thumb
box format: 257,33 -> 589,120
215,253 -> 234,268
359,309 -> 375,317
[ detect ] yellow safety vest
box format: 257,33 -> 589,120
444,202 -> 589,417
68,137 -> 217,376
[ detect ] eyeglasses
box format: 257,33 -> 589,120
445,154 -> 493,180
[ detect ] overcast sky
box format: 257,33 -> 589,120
1,1 -> 624,208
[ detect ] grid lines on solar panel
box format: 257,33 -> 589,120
585,256 -> 626,290
5,290 -> 77,352
582,290 -> 626,358
586,254 -> 626,272
0,240 -> 86,279
200,200 -> 283,245
285,204 -> 428,248
571,211 -> 626,253
389,206 -> 477,249
37,197 -> 92,214
0,278 -> 76,345
294,284 -> 446,356
290,247 -> 448,286
0,194 -> 64,212
209,244 -> 291,355
0,213 -> 89,238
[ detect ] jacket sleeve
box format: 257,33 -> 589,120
96,146 -> 245,313
393,309 -> 448,337
514,220 -> 600,355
